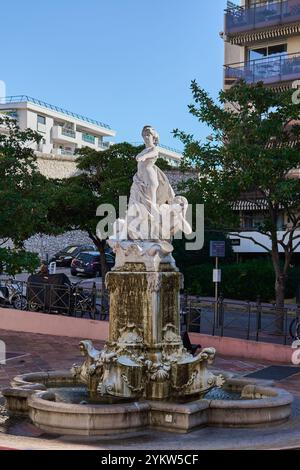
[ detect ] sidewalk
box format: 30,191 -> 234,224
0,328 -> 299,394
1,328 -> 300,450
0,329 -> 104,390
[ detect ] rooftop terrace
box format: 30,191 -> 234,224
0,95 -> 112,130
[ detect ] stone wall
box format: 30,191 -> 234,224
36,153 -> 197,185
1,230 -> 92,261
36,152 -> 78,179
25,230 -> 93,260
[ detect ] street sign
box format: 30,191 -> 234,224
213,269 -> 222,283
210,241 -> 226,258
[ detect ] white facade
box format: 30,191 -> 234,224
0,96 -> 116,158
0,96 -> 182,177
229,232 -> 300,254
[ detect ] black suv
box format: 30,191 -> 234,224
50,244 -> 96,267
71,251 -> 115,277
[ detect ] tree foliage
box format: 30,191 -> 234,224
174,80 -> 300,330
0,116 -> 56,274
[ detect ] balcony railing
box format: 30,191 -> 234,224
53,148 -> 75,156
61,127 -> 76,138
98,140 -> 110,149
130,142 -> 182,155
225,0 -> 300,35
224,52 -> 300,85
82,133 -> 95,144
0,95 -> 111,130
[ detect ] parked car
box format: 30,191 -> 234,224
50,244 -> 96,267
71,251 -> 115,277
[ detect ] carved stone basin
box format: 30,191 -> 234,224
2,371 -> 293,436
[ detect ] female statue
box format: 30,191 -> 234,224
129,126 -> 175,211
112,126 -> 191,241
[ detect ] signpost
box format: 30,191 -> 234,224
210,241 -> 225,330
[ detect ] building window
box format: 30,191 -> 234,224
248,43 -> 287,62
37,115 -> 46,125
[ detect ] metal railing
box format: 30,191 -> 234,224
158,143 -> 183,155
52,148 -> 75,157
0,279 -> 109,320
61,127 -> 76,138
130,142 -> 182,156
1,278 -> 297,345
225,0 -> 300,35
181,294 -> 300,345
98,141 -> 110,149
224,51 -> 300,85
0,96 -> 111,130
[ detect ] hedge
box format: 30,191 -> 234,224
183,259 -> 300,302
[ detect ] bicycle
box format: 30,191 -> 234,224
289,315 -> 300,341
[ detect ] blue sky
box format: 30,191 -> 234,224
1,0 -> 226,150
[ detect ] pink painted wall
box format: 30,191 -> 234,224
190,333 -> 294,364
0,307 -> 108,341
0,307 -> 295,364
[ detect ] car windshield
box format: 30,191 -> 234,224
77,253 -> 96,262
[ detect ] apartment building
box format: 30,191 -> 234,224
222,0 -> 300,256
0,95 -> 116,178
224,0 -> 300,90
0,95 -> 182,178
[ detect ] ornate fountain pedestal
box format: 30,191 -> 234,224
72,241 -> 224,401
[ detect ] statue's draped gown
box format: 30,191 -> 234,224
113,146 -> 191,241
129,148 -> 175,210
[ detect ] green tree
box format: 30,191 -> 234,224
0,116 -> 56,274
174,80 -> 300,332
49,143 -> 144,280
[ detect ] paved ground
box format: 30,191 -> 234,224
0,329 -> 299,393
0,330 -> 104,390
1,329 -> 300,450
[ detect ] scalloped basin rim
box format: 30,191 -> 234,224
206,387 -> 293,409
6,369 -> 294,435
28,393 -> 150,414
10,370 -> 293,409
